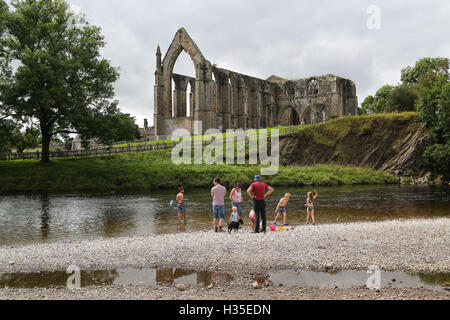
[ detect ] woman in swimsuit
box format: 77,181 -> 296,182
305,189 -> 319,225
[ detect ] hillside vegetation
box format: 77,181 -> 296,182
0,113 -> 430,193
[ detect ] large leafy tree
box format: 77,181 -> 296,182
401,57 -> 449,85
415,67 -> 450,182
416,77 -> 450,144
0,0 -> 14,148
0,0 -> 137,162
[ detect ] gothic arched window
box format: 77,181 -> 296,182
308,79 -> 319,97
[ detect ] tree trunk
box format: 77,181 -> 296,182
41,132 -> 51,163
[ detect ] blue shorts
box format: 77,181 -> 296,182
213,205 -> 226,220
231,202 -> 243,217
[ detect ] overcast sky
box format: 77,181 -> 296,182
67,0 -> 450,127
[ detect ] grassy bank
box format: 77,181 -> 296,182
0,147 -> 396,193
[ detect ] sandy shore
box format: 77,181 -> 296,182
1,218 -> 449,275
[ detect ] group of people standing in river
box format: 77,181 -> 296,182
176,175 -> 319,233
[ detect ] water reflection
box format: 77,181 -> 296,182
99,205 -> 137,238
40,194 -> 51,241
0,268 -> 447,291
0,185 -> 448,246
0,268 -> 233,289
0,270 -> 120,288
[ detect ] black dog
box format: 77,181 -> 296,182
227,219 -> 244,234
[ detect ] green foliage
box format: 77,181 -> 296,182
387,85 -> 418,113
401,57 -> 449,85
0,151 -> 397,193
0,0 -> 137,162
361,85 -> 394,114
82,101 -> 141,146
0,118 -> 16,152
416,77 -> 450,143
361,85 -> 418,114
10,126 -> 41,153
422,143 -> 450,182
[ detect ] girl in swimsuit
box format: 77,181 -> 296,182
305,189 -> 319,225
177,187 -> 187,224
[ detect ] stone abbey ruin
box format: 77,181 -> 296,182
152,28 -> 358,137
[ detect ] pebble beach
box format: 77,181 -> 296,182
0,218 -> 449,300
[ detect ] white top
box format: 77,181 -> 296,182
231,189 -> 243,203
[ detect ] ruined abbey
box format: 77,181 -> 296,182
152,28 -> 358,137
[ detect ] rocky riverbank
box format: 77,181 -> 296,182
1,218 -> 449,275
1,283 -> 448,300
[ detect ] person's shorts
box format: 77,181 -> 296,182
307,206 -> 314,211
231,202 -> 243,216
278,207 -> 287,214
177,203 -> 186,214
213,205 -> 226,220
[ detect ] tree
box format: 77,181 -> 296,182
361,85 -> 394,114
0,119 -> 16,152
422,143 -> 450,182
386,85 -> 418,113
0,0 -> 133,162
10,126 -> 41,153
416,76 -> 450,144
401,57 -> 449,85
0,0 -> 14,139
80,101 -> 141,146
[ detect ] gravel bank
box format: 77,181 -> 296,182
1,283 -> 449,300
1,218 -> 449,275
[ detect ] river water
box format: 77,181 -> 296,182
0,185 -> 449,246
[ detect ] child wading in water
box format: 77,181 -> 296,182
274,193 -> 291,226
305,189 -> 319,225
176,187 -> 187,224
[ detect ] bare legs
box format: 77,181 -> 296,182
274,213 -> 287,225
306,209 -> 316,225
213,218 -> 224,231
178,212 -> 187,224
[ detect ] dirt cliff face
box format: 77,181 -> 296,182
279,113 -> 432,175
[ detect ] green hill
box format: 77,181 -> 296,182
0,113 -> 429,193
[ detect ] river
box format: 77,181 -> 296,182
0,184 -> 448,246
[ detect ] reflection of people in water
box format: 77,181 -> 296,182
155,268 -> 231,287
40,194 -> 51,240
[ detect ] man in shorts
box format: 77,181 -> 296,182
211,178 -> 227,233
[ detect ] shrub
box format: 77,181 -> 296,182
422,143 -> 450,182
